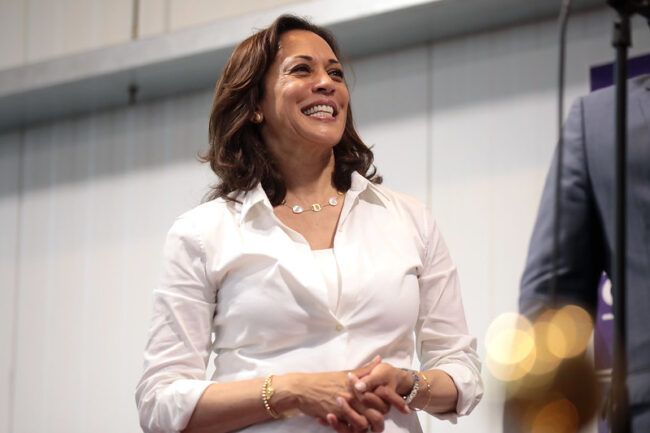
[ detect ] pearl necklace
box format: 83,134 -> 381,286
281,192 -> 343,214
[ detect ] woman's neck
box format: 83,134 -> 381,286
273,147 -> 338,203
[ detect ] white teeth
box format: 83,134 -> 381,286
302,104 -> 335,117
309,111 -> 333,118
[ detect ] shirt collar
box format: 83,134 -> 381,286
238,184 -> 273,224
349,171 -> 391,207
237,171 -> 391,224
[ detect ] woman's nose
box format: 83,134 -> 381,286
312,70 -> 335,94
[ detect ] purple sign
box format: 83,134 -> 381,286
590,52 -> 650,91
595,274 -> 614,370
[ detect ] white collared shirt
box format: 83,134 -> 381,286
136,172 -> 483,433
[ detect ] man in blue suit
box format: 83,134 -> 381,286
519,74 -> 650,431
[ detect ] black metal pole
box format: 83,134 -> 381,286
610,9 -> 630,433
551,0 -> 572,307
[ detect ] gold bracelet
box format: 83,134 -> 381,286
416,372 -> 433,411
262,374 -> 280,419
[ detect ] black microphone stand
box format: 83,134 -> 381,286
605,1 -> 650,432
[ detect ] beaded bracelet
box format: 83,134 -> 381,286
400,368 -> 420,405
262,374 -> 280,419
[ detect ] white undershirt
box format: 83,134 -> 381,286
311,248 -> 340,313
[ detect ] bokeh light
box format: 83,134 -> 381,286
547,305 -> 593,359
486,313 -> 536,381
529,309 -> 563,376
486,305 -> 593,381
489,305 -> 599,433
530,398 -> 579,433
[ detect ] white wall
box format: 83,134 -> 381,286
0,130 -> 21,433
1,5 -> 649,433
0,0 -> 307,69
0,94 -> 214,433
139,0 -> 303,38
0,0 -> 25,69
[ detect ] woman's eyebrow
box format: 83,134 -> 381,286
289,55 -> 340,65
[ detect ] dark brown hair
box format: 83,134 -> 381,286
202,14 -> 381,205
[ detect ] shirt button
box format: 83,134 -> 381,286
335,323 -> 344,332
345,264 -> 352,271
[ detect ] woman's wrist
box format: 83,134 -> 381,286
269,373 -> 301,415
412,372 -> 432,411
410,369 -> 458,413
397,368 -> 416,396
398,369 -> 434,411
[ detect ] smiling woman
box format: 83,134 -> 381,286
259,30 -> 351,198
135,15 -> 483,433
203,16 -> 378,209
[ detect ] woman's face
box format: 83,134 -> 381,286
259,30 -> 349,154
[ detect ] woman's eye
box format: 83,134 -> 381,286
329,69 -> 344,79
291,65 -> 310,73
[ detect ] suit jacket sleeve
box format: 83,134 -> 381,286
519,97 -> 605,319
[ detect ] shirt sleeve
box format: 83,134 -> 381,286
415,209 -> 483,422
135,216 -> 218,433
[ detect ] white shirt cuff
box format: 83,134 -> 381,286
429,364 -> 483,422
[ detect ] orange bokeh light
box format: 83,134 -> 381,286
530,398 -> 579,433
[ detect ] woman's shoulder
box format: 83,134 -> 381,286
364,182 -> 436,239
178,197 -> 233,220
366,182 -> 428,216
361,182 -> 440,260
169,197 -> 241,237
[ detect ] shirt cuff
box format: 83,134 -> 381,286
430,363 -> 483,423
139,379 -> 213,433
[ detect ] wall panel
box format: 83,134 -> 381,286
0,131 -> 22,433
138,0 -> 170,38
11,90 -> 213,433
168,0 -> 302,33
0,0 -> 25,70
26,0 -> 132,63
351,44 -> 430,204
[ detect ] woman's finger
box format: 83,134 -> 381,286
348,371 -> 367,398
326,413 -> 353,433
326,413 -> 338,427
359,392 -> 390,414
362,408 -> 385,433
374,386 -> 410,414
360,363 -> 413,398
347,397 -> 384,433
337,397 -> 369,431
357,364 -> 397,392
351,355 -> 382,379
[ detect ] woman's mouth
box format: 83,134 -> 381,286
302,104 -> 335,118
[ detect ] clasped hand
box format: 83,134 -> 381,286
310,356 -> 412,433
